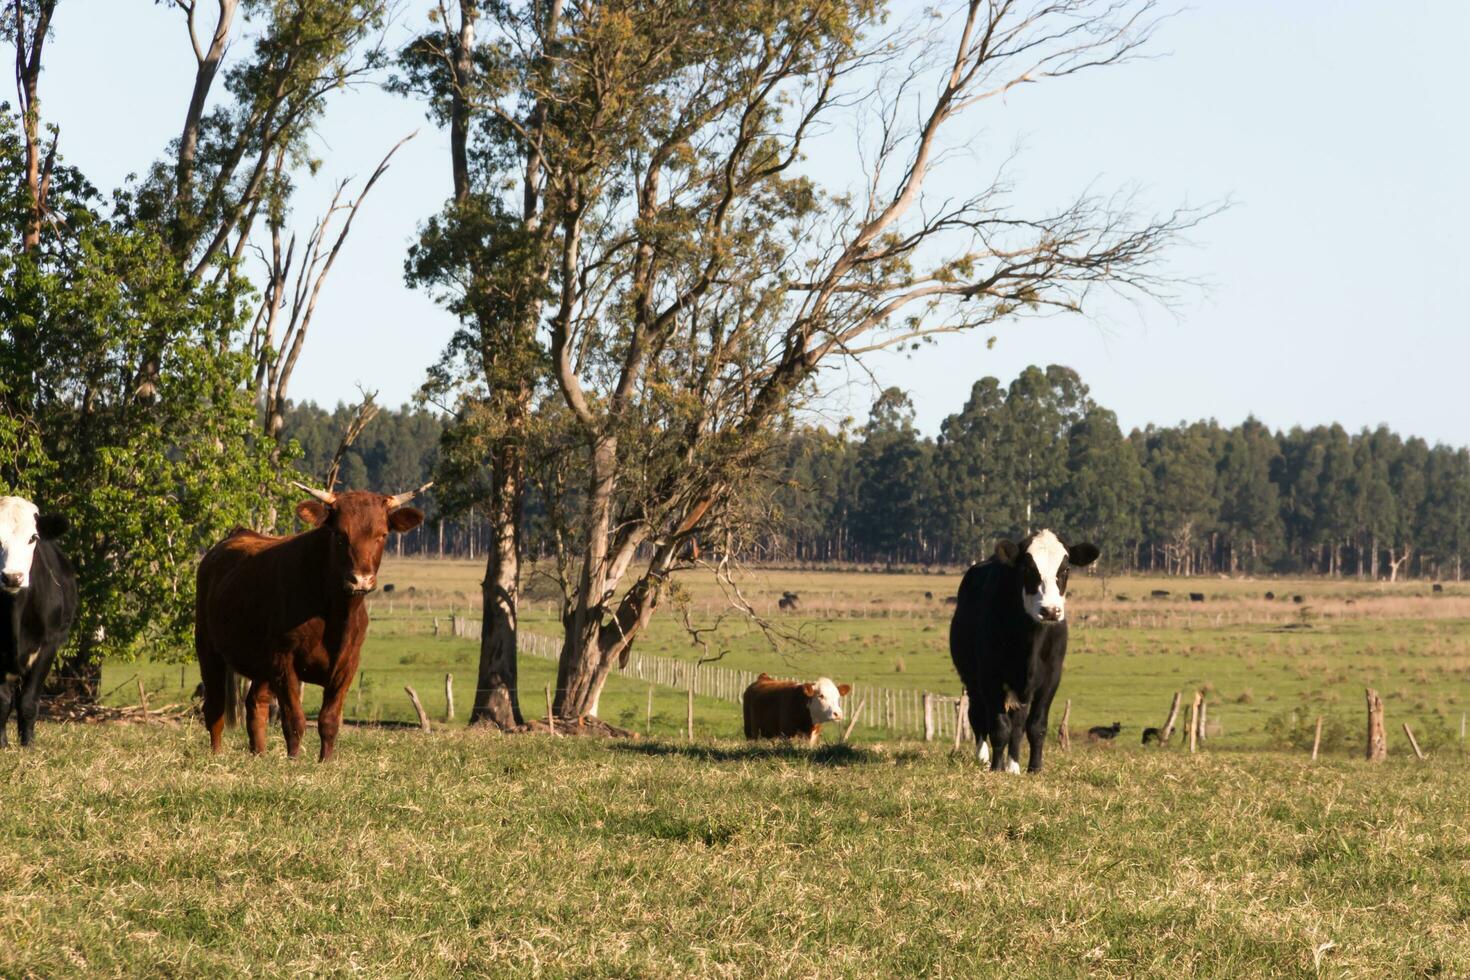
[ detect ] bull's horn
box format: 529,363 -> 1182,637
386,481 -> 433,509
291,480 -> 337,505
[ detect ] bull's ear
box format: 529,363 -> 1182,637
994,539 -> 1019,565
1068,543 -> 1100,567
36,514 -> 69,539
388,506 -> 424,533
801,683 -> 816,697
296,500 -> 329,527
837,683 -> 851,696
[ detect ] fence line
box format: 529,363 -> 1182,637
442,617 -> 969,740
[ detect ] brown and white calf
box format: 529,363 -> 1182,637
742,673 -> 851,745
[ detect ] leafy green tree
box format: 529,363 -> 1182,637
0,115 -> 279,689
1057,406 -> 1142,571
852,389 -> 933,564
1136,423 -> 1218,574
1215,418 -> 1282,572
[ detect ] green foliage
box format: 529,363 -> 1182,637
0,112 -> 280,664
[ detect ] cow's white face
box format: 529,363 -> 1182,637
0,497 -> 41,595
996,529 -> 1099,625
804,677 -> 850,725
1022,530 -> 1071,623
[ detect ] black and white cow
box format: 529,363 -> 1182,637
0,496 -> 78,747
949,529 -> 1098,773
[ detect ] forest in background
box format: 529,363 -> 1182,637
283,364 -> 1470,580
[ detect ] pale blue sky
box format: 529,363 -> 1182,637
37,1 -> 1470,442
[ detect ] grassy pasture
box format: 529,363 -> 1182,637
4,725 -> 1470,977
106,560 -> 1470,755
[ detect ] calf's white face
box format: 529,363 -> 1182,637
996,529 -> 1100,624
0,497 -> 42,594
803,677 -> 851,725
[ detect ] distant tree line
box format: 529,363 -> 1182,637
284,364 -> 1470,581
767,366 -> 1468,579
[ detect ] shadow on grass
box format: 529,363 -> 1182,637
613,740 -> 879,767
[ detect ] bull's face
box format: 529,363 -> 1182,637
0,496 -> 67,595
995,529 -> 1099,624
803,677 -> 852,725
296,490 -> 426,596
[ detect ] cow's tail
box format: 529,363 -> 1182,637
221,669 -> 239,729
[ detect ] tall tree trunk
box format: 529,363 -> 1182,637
13,0 -> 57,252
469,437 -> 525,728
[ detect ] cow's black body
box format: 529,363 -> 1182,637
949,557 -> 1069,772
0,539 -> 78,747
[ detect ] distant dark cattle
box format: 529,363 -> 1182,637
1433,583 -> 1444,593
949,529 -> 1099,773
777,595 -> 799,611
1115,594 -> 1130,602
382,583 -> 395,594
195,481 -> 429,760
0,497 -> 78,748
924,591 -> 934,601
1189,592 -> 1205,603
1087,721 -> 1122,741
1151,589 -> 1170,598
1141,727 -> 1162,745
1292,595 -> 1305,604
1264,591 -> 1275,600
742,673 -> 850,745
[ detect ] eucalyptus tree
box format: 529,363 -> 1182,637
533,0 -> 1205,719
396,0 -> 1206,721
0,0 -> 391,693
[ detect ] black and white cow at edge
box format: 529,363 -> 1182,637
0,496 -> 78,747
949,529 -> 1099,773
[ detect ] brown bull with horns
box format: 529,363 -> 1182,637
194,481 -> 430,760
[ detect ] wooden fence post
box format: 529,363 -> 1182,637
1403,722 -> 1426,760
953,694 -> 969,751
1365,688 -> 1386,761
546,684 -> 557,737
646,684 -> 654,736
1160,692 -> 1182,745
1311,715 -> 1323,761
444,673 -> 454,722
404,686 -> 431,733
686,685 -> 694,741
1058,699 -> 1071,752
841,698 -> 867,743
1188,691 -> 1201,753
923,693 -> 935,742
1197,696 -> 1208,744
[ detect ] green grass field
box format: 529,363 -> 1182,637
105,560 -> 1470,755
10,563 -> 1470,975
3,725 -> 1469,976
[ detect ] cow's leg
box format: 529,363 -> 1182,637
276,670 -> 307,758
15,666 -> 46,747
317,681 -> 347,763
1025,691 -> 1058,774
1006,706 -> 1027,774
977,696 -> 1010,772
0,679 -> 14,748
245,679 -> 273,755
964,694 -> 991,764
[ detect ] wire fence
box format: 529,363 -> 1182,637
443,617 -> 972,741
